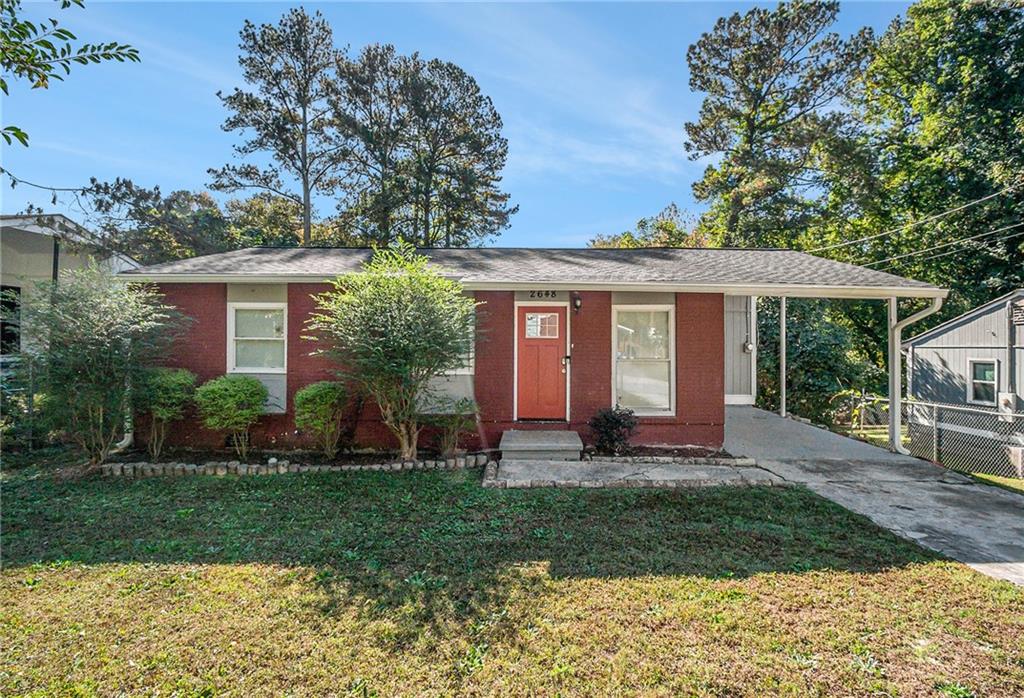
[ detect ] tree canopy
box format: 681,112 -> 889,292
208,8 -> 344,246
605,0 -> 1024,424
0,0 -> 139,146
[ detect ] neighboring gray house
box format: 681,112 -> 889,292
905,289 -> 1023,412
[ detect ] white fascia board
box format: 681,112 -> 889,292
117,273 -> 948,300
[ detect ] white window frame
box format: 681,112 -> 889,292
966,358 -> 998,406
612,304 -> 676,417
444,309 -> 476,376
227,302 -> 287,374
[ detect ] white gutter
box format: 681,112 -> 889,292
888,296 -> 944,454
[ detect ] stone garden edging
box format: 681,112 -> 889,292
102,452 -> 497,478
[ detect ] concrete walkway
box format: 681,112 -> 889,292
726,407 -> 1024,585
493,459 -> 785,488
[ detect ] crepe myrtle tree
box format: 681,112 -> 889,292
308,243 -> 478,460
9,266 -> 183,466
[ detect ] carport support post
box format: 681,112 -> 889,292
779,296 -> 787,418
887,297 -> 901,451
887,295 -> 945,454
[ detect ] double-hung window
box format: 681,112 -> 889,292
228,303 -> 287,373
967,359 -> 997,405
613,305 -> 675,415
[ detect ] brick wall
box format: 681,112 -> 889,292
153,283 -> 725,452
159,283 -> 227,381
152,283 -> 226,448
569,291 -> 612,440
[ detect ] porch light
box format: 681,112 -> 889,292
572,294 -> 582,313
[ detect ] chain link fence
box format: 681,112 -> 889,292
835,393 -> 1024,479
904,401 -> 1023,478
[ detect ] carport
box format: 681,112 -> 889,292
770,289 -> 945,454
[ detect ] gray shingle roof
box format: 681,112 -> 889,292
122,247 -> 945,297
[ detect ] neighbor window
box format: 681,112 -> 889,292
967,359 -> 997,405
613,305 -> 674,415
0,285 -> 21,356
228,303 -> 286,372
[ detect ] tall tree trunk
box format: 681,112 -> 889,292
301,102 -> 311,246
302,178 -> 311,246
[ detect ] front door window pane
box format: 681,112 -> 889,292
525,312 -> 558,338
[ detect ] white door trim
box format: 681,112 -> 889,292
513,300 -> 571,421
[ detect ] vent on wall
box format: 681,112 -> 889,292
1013,299 -> 1024,326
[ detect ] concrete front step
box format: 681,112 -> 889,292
499,429 -> 582,461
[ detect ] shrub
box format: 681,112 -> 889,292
421,397 -> 477,457
135,368 -> 196,461
294,381 -> 350,458
9,268 -> 184,465
194,375 -> 267,459
308,244 -> 479,460
588,406 -> 638,455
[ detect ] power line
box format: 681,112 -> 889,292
864,220 -> 1024,268
876,227 -> 1024,273
808,181 -> 1021,253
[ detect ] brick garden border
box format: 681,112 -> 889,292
102,452 -> 497,478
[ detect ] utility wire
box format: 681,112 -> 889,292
876,227 -> 1024,272
864,220 -> 1024,267
808,181 -> 1021,253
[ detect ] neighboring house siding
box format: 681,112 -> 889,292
911,347 -> 1007,404
908,294 -> 1023,410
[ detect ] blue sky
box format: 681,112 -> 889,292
2,1 -> 909,247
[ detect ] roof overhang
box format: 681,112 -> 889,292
118,272 -> 948,300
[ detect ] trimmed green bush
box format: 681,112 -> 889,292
135,368 -> 196,461
10,267 -> 184,465
294,381 -> 350,458
194,375 -> 268,459
308,244 -> 479,460
588,406 -> 638,455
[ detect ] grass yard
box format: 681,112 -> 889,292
2,454 -> 1023,696
969,472 -> 1024,494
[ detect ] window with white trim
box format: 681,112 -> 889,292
228,303 -> 286,373
967,359 -> 997,405
613,305 -> 674,415
445,308 -> 477,376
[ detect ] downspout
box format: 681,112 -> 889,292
888,296 -> 944,454
779,296 -> 787,417
1007,299 -> 1017,402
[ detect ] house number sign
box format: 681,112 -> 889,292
527,290 -> 561,299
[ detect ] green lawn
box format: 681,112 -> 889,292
2,454 -> 1022,696
969,472 -> 1024,494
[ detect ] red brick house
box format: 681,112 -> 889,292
120,247 -> 945,452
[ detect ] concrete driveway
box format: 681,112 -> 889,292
725,407 -> 1024,585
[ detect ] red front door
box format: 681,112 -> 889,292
517,306 -> 567,420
